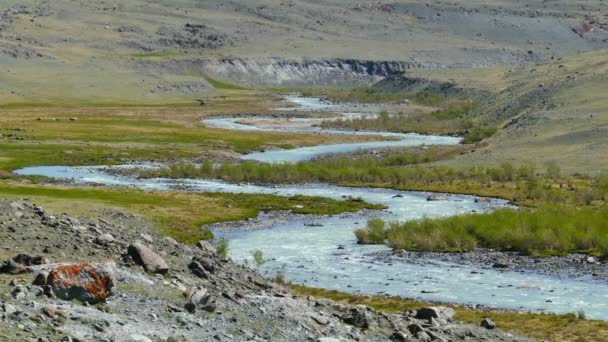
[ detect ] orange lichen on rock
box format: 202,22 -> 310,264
46,263 -> 114,303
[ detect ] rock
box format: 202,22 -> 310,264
47,263 -> 114,304
128,242 -> 169,274
415,307 -> 455,321
407,324 -> 424,335
310,314 -> 329,325
185,287 -> 211,313
95,234 -> 115,246
1,254 -> 50,273
492,259 -> 512,269
0,260 -> 28,274
426,194 -> 447,201
188,260 -> 210,279
317,338 -> 341,342
417,331 -> 432,341
480,318 -> 496,329
390,331 -> 409,341
140,234 -> 154,243
42,307 -> 55,319
342,306 -> 371,329
162,237 -> 179,246
195,240 -> 217,254
11,285 -> 32,300
2,303 -> 17,316
129,334 -> 152,342
32,271 -> 49,286
188,257 -> 216,277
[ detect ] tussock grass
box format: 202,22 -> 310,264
144,155 -> 606,208
356,205 -> 608,256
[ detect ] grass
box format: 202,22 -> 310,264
0,182 -> 380,244
201,73 -> 246,90
141,152 -> 606,208
0,100 -> 383,173
321,101 -> 477,136
356,205 -> 608,256
292,285 -> 608,342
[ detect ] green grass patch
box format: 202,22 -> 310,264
202,73 -> 246,90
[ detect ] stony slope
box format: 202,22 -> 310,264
0,199 -> 527,341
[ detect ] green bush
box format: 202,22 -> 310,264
462,126 -> 497,144
355,218 -> 387,244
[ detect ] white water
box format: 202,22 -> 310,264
14,96 -> 608,319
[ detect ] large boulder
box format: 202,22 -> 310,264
47,263 -> 114,304
127,242 -> 169,274
415,306 -> 456,321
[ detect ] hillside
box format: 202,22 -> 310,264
1,0 -> 607,104
409,49 -> 608,173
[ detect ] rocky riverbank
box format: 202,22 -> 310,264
372,249 -> 608,283
0,199 -> 530,341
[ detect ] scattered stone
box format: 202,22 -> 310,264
185,287 -> 211,313
390,331 -> 409,341
341,306 -> 371,329
0,254 -> 50,274
480,318 -> 496,330
95,234 -> 115,246
195,240 -> 217,254
140,233 -> 154,243
162,237 -> 179,246
415,307 -> 455,321
127,242 -> 169,274
2,303 -> 17,316
492,259 -> 512,269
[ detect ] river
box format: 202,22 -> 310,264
14,96 -> 608,319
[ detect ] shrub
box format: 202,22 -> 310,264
250,249 -> 266,267
462,126 -> 497,144
355,218 -> 387,244
217,238 -> 230,258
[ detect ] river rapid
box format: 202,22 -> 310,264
15,96 -> 608,319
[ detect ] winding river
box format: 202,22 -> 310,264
15,96 -> 608,319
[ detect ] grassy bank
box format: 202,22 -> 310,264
142,151 -> 607,207
321,102 -> 476,135
277,86 -> 448,105
0,97 -> 383,173
355,205 -> 608,256
292,285 -> 608,342
0,182 -> 381,244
